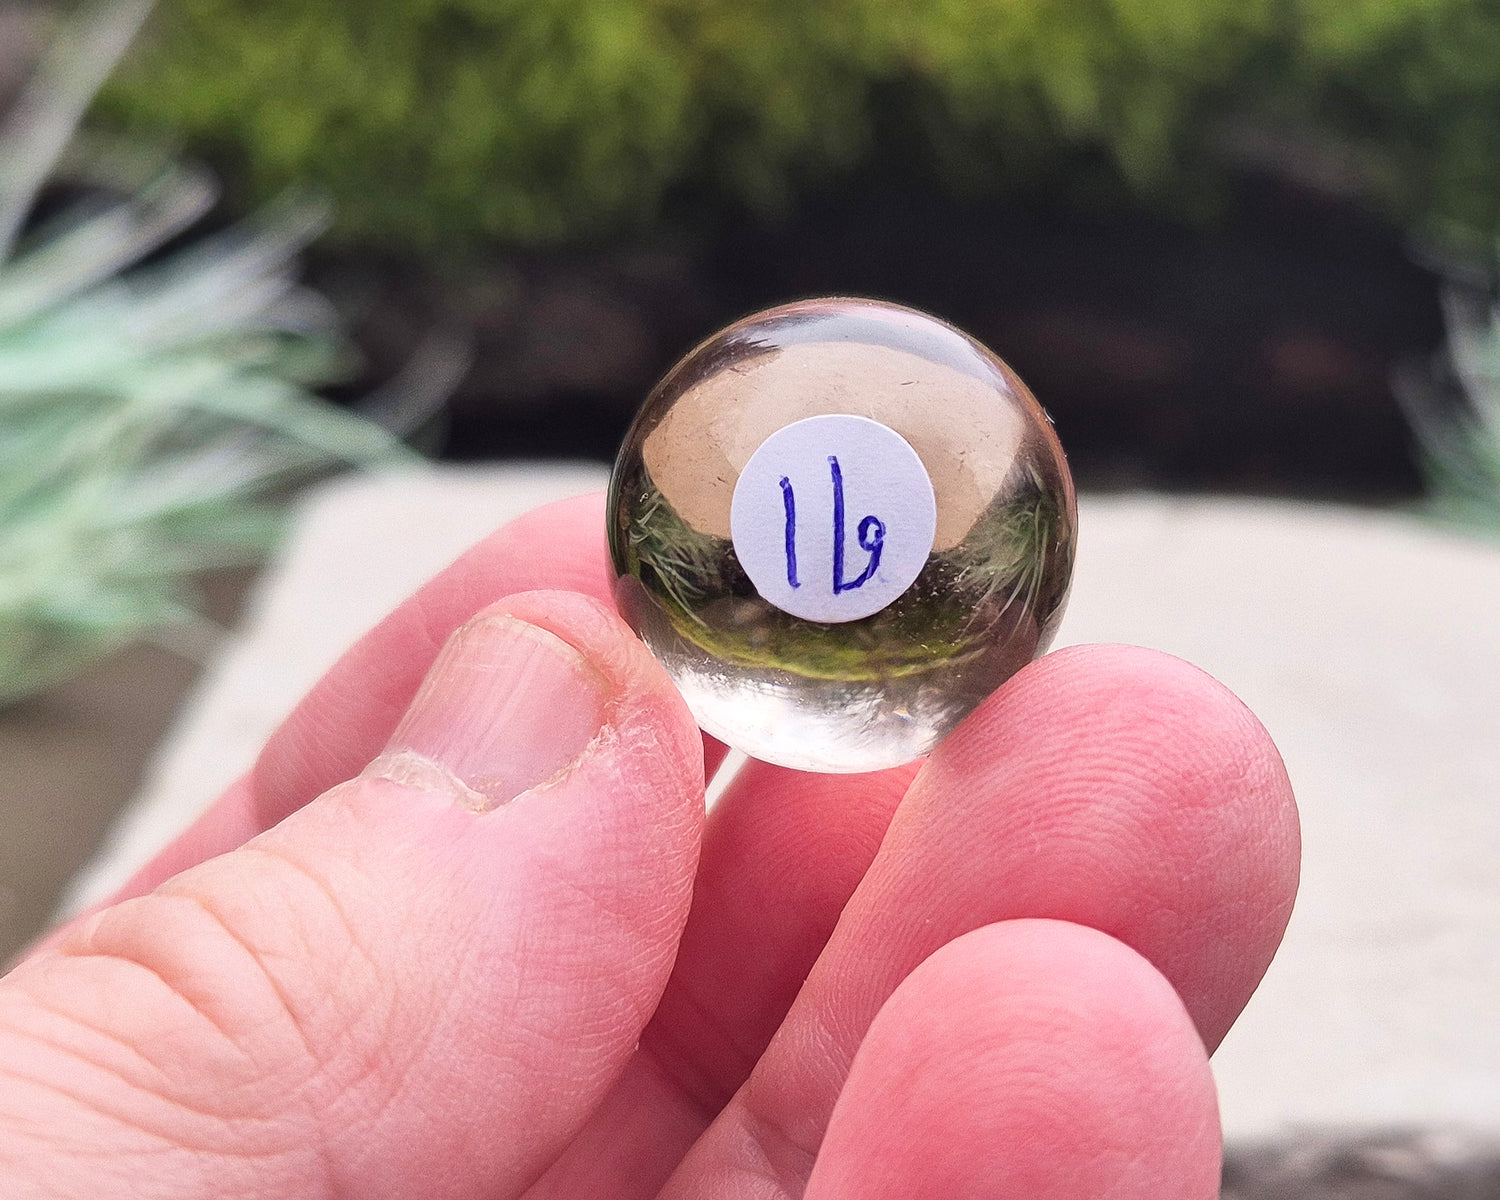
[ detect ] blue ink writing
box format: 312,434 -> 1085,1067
779,457 -> 886,596
854,514 -> 886,587
779,475 -> 800,588
830,456 -> 884,592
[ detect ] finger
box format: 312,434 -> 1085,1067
0,592 -> 703,1200
662,643 -> 1299,1197
93,493 -> 729,906
805,920 -> 1221,1200
525,760 -> 916,1198
642,759 -> 920,1111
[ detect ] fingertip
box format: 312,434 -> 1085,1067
469,589 -> 706,804
807,919 -> 1221,1200
915,642 -> 1299,1047
947,643 -> 1295,820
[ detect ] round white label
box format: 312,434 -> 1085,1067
730,415 -> 937,623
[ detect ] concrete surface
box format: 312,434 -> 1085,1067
0,571 -> 252,963
59,462 -> 1500,1143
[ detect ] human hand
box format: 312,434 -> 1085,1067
0,493 -> 1299,1199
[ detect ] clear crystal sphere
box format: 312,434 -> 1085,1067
607,298 -> 1076,772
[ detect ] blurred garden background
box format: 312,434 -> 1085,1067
24,0 -> 1500,492
2,2 -> 1500,1190
72,0 -> 1500,486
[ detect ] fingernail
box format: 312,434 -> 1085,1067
366,614 -> 609,811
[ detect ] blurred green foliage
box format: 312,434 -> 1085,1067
0,0 -> 413,702
97,0 -> 1500,249
1242,0 -> 1500,234
1398,282 -> 1500,534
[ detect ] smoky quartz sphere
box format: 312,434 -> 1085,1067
607,298 -> 1076,773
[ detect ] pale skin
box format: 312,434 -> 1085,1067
0,493 -> 1300,1199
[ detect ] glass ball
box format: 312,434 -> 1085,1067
607,298 -> 1076,773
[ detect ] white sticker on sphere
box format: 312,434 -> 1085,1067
730,414 -> 937,623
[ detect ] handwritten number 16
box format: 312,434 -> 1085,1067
779,456 -> 886,594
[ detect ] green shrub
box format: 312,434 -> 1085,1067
1276,0 -> 1500,234
96,0 -> 1500,249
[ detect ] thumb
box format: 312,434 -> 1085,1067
0,591 -> 703,1200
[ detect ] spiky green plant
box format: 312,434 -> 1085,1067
0,0 -> 412,703
1397,276 -> 1500,534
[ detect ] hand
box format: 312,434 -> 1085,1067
0,493 -> 1299,1199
